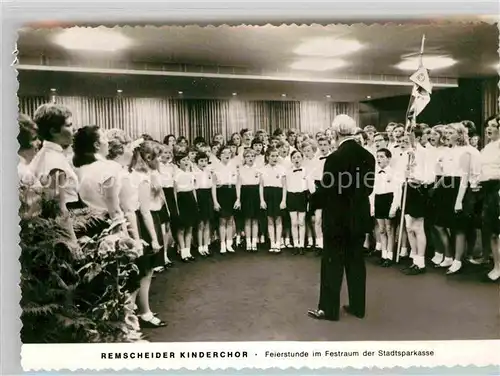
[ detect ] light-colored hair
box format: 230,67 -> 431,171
446,122 -> 468,146
331,114 -> 357,136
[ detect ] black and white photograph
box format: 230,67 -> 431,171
15,16 -> 499,370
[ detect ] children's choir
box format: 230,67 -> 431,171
18,103 -> 500,330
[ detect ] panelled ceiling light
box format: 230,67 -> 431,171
396,56 -> 457,71
117,89 -> 123,93
178,91 -> 183,95
290,58 -> 346,71
281,94 -> 287,97
294,38 -> 363,57
50,88 -> 57,92
366,95 -> 372,99
53,28 -> 131,52
326,95 -> 331,98
232,92 -> 237,96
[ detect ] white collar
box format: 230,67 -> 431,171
41,140 -> 64,153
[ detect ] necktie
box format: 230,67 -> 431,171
293,169 -> 302,173
319,156 -> 327,160
379,170 -> 386,174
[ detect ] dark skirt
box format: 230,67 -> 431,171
177,190 -> 198,228
240,185 -> 260,219
463,188 -> 482,229
308,180 -> 323,212
287,191 -> 308,213
374,193 -> 394,219
216,185 -> 237,218
480,180 -> 500,235
135,209 -> 164,273
162,187 -> 178,221
196,188 -> 214,221
432,176 -> 468,230
264,186 -> 284,218
405,183 -> 428,219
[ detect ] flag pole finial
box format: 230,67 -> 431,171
419,34 -> 426,67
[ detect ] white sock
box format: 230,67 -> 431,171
140,311 -> 154,321
316,237 -> 323,249
375,242 -> 382,251
204,245 -> 209,253
227,239 -> 233,247
387,251 -> 393,260
198,245 -> 204,254
308,237 -> 314,246
180,248 -> 189,258
220,241 -> 227,253
382,250 -> 388,259
400,247 -> 408,256
251,237 -> 258,246
236,235 -> 241,244
260,235 -> 265,243
415,255 -> 425,268
410,250 -> 417,259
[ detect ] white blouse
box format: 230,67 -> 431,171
76,158 -> 124,213
128,170 -> 151,212
437,146 -> 469,177
261,164 -> 286,188
158,162 -> 176,188
479,140 -> 500,182
285,166 -> 315,193
29,141 -> 79,204
239,164 -> 260,186
175,169 -> 196,192
213,162 -> 238,186
194,168 -> 213,190
309,155 -> 329,181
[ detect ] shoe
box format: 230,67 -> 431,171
226,245 -> 235,253
307,309 -> 339,321
181,257 -> 190,263
381,259 -> 392,267
437,258 -> 453,268
431,253 -> 444,266
342,305 -> 364,319
467,257 -> 486,265
165,261 -> 174,268
446,260 -> 462,275
403,264 -> 426,275
315,248 -> 322,257
139,315 -> 167,328
188,256 -> 195,261
292,248 -> 301,255
274,248 -> 281,253
299,248 -> 305,255
269,248 -> 275,253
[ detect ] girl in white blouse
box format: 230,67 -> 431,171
212,145 -> 240,253
251,138 -> 265,168
283,150 -> 315,255
129,141 -> 167,328
301,140 -> 318,249
259,147 -> 286,253
194,151 -> 215,256
431,123 -> 471,274
158,145 -> 178,266
73,126 -> 123,230
173,151 -> 198,262
477,115 -> 500,282
238,148 -> 261,252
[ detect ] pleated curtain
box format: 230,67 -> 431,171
18,95 -> 359,142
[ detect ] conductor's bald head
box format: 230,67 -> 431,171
331,115 -> 357,136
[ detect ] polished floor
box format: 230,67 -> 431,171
145,248 -> 499,342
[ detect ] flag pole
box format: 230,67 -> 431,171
395,35 -> 425,264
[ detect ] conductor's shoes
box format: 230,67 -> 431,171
342,305 -> 364,319
381,259 -> 392,267
307,309 -> 339,321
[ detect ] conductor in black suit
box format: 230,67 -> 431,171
308,115 -> 375,321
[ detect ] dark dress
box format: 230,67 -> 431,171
316,139 -> 375,320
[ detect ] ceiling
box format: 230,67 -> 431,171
16,21 -> 499,101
